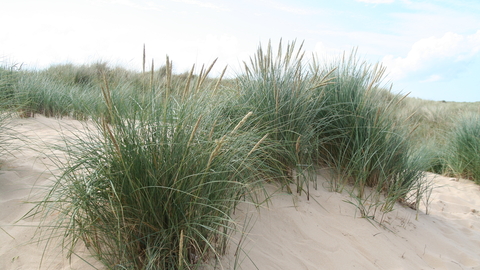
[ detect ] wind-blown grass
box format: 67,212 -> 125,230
226,43 -> 427,215
10,42 -> 437,269
0,62 -> 19,153
229,41 -> 334,196
0,64 -> 19,103
313,51 -> 427,215
443,113 -> 480,183
28,71 -> 274,269
0,63 -> 23,241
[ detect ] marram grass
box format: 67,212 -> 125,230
313,50 -> 427,216
10,42 -> 439,269
26,60 -> 278,269
443,113 -> 480,183
29,91 -> 273,269
230,40 -> 335,195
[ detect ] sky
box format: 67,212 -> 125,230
1,0 -> 480,102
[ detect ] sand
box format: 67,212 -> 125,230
0,115 -> 103,270
1,115 -> 479,270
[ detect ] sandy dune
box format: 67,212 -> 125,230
0,115 -> 103,270
221,174 -> 480,269
1,115 -> 479,269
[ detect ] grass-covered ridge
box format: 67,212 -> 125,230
2,42 -> 477,269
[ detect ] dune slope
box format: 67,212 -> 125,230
1,116 -> 479,270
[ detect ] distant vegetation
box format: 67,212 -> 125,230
1,42 -> 479,269
392,95 -> 480,183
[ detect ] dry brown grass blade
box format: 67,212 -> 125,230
100,72 -> 113,118
232,111 -> 253,134
150,59 -> 154,90
165,55 -> 172,91
182,64 -> 195,100
208,119 -> 217,141
179,230 -> 184,268
243,61 -> 251,78
395,92 -> 411,106
212,65 -> 228,95
195,64 -> 205,93
247,133 -> 269,157
142,44 -> 146,74
102,118 -> 121,158
295,135 -> 301,155
295,40 -> 305,62
310,67 -> 337,90
207,135 -> 226,171
404,110 -> 417,123
366,63 -> 387,93
187,115 -> 203,148
197,58 -> 218,92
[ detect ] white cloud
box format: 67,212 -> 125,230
172,0 -> 229,11
383,30 -> 480,81
421,74 -> 442,83
356,0 -> 394,3
196,35 -> 240,61
104,0 -> 227,12
260,0 -> 321,15
151,35 -> 243,76
102,0 -> 164,11
313,42 -> 343,61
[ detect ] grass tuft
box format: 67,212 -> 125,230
314,49 -> 427,215
443,113 -> 480,183
1,42 -> 450,268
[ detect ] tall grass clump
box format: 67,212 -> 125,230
0,61 -> 21,155
29,63 -> 272,269
314,50 -> 427,214
230,40 -> 334,194
0,62 -> 21,103
443,113 -> 480,183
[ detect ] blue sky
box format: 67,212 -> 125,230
1,0 -> 480,101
